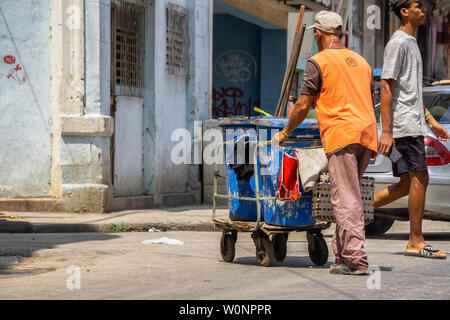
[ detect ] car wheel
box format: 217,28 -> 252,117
365,217 -> 395,235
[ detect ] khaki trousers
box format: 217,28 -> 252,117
327,144 -> 372,271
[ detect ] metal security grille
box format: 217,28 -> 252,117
111,0 -> 145,98
166,3 -> 190,77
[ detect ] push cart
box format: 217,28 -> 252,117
212,135 -> 331,267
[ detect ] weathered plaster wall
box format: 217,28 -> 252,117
186,0 -> 212,203
0,0 -> 51,197
57,0 -> 113,212
143,0 -> 156,196
144,0 -> 211,206
151,0 -> 188,205
0,0 -> 211,211
85,0 -> 110,116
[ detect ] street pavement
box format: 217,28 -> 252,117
0,205 -> 229,233
0,220 -> 449,300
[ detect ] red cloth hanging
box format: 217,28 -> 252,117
277,152 -> 301,202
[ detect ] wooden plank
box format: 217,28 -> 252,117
275,5 -> 305,117
280,23 -> 306,117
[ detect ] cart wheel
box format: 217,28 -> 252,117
272,234 -> 287,262
220,233 -> 236,263
255,236 -> 275,267
307,232 -> 329,266
231,230 -> 238,243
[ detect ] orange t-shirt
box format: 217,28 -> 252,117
310,49 -> 378,157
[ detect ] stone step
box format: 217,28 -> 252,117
0,198 -> 61,212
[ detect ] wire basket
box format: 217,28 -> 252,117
312,172 -> 375,225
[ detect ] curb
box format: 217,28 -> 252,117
0,220 -> 218,233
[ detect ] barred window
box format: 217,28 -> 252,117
166,3 -> 190,77
111,0 -> 146,98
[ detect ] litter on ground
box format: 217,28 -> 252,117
142,237 -> 184,246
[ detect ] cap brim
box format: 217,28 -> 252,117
306,24 -> 316,30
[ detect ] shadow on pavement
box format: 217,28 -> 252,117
366,232 -> 450,241
0,218 -> 108,233
229,257 -> 394,272
0,220 -> 119,275
233,256 -> 333,269
163,205 -> 227,213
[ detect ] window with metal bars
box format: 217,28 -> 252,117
111,0 -> 146,98
166,3 -> 190,77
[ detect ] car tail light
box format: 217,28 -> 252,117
424,136 -> 450,166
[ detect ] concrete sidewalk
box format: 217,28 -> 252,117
0,205 -> 229,233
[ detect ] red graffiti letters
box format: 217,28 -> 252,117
3,55 -> 16,64
6,64 -> 26,85
212,87 -> 259,118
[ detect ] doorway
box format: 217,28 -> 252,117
110,0 -> 146,196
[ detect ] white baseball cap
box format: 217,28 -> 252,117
306,11 -> 344,35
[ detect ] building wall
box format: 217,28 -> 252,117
145,0 -> 212,206
212,14 -> 262,117
58,0 -> 113,212
0,0 -> 51,197
260,29 -> 287,115
363,0 -> 388,69
0,0 -> 211,212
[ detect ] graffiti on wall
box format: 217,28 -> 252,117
213,50 -> 259,118
2,55 -> 26,85
6,64 -> 26,85
212,87 -> 259,118
214,50 -> 257,84
4,55 -> 16,64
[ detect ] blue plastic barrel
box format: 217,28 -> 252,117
218,116 -> 323,225
218,118 -> 260,222
253,117 -> 322,227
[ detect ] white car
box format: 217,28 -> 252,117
365,85 -> 450,235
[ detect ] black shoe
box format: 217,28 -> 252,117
330,263 -> 369,276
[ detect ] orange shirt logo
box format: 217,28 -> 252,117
346,57 -> 358,67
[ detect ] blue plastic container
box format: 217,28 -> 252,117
218,118 -> 260,222
218,116 -> 322,225
253,117 -> 322,227
251,117 -> 321,144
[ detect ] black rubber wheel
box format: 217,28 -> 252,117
220,233 -> 236,263
365,217 -> 395,235
255,236 -> 275,267
272,234 -> 287,262
308,232 -> 329,266
231,230 -> 238,243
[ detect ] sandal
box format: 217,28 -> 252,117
405,245 -> 448,259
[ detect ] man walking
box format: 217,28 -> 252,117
272,11 -> 378,275
375,0 -> 448,259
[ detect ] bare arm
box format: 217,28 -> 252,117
424,107 -> 450,142
285,95 -> 315,136
271,95 -> 315,146
378,79 -> 396,156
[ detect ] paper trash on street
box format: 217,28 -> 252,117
142,237 -> 184,246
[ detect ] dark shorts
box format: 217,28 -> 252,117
392,136 -> 428,177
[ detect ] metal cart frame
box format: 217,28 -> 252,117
211,140 -> 331,267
